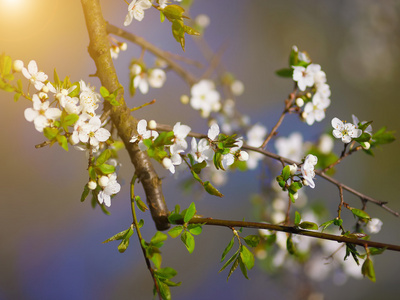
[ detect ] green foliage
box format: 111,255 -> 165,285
362,257 -> 376,282
159,5 -> 200,51
298,221 -> 319,230
344,243 -> 360,265
349,207 -> 370,221
181,231 -> 195,253
134,195 -> 149,212
294,211 -> 301,226
100,86 -> 121,106
103,226 -> 134,253
243,235 -> 260,248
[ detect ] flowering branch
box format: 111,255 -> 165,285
154,122 -> 399,217
177,217 -> 400,252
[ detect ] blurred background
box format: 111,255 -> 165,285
1,0 -> 399,299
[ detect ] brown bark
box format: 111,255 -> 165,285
81,0 -> 170,230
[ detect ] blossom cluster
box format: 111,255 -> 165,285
291,47 -> 331,126
16,60 -> 120,207
130,63 -> 167,95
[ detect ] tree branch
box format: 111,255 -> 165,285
81,0 -> 170,231
180,217 -> 400,252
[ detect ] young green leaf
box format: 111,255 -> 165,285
80,184 -> 90,202
243,235 -> 260,248
183,202 -> 196,223
168,226 -> 183,238
361,257 -> 376,282
187,224 -> 202,235
294,211 -> 301,226
221,237 -> 235,262
203,181 -> 224,197
299,221 -> 319,230
102,228 -> 132,243
181,231 -> 195,253
240,245 -> 255,270
239,258 -> 249,280
350,207 -> 371,220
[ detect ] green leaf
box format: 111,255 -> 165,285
155,267 -> 178,280
99,86 -> 109,98
151,253 -> 162,269
275,68 -> 293,78
162,4 -> 185,21
320,219 -> 335,231
369,247 -> 386,256
13,92 -> 21,102
240,245 -> 254,270
135,196 -> 148,212
294,211 -> 301,226
187,224 -> 202,235
227,257 -> 239,281
172,19 -> 186,51
219,249 -> 239,273
239,258 -> 249,280
282,165 -> 291,181
286,235 -> 297,255
333,218 -> 343,227
158,281 -> 171,300
43,127 -> 59,140
168,226 -> 183,238
372,127 -> 395,145
117,228 -> 134,253
57,135 -> 68,151
299,221 -> 319,230
243,235 -> 260,248
181,231 -> 195,253
80,184 -> 90,202
160,11 -> 165,23
103,228 -> 132,243
151,231 -> 168,246
350,207 -> 371,220
183,202 -> 196,223
184,25 -> 200,36
221,237 -> 235,262
96,149 -> 112,166
97,164 -> 115,175
61,113 -> 79,130
361,257 -> 376,282
53,69 -> 61,87
88,166 -> 97,181
203,181 -> 224,197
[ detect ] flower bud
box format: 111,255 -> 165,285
13,60 -> 24,72
289,164 -> 297,175
292,192 -> 299,200
295,98 -> 304,107
180,94 -> 189,104
231,80 -> 244,96
38,92 -> 48,100
148,120 -> 157,130
239,150 -> 249,161
302,179 -> 309,186
88,181 -> 97,190
162,157 -> 172,169
98,176 -> 110,187
42,85 -> 50,93
362,142 -> 370,150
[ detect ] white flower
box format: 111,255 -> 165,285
163,153 -> 183,174
24,94 -> 62,132
110,46 -> 120,59
318,134 -> 334,154
245,124 -> 267,170
352,114 -> 372,136
98,173 -> 121,207
158,0 -> 168,9
303,93 -> 330,125
79,80 -> 101,115
148,68 -> 166,88
170,122 -> 191,154
79,116 -> 111,147
191,137 -> 213,163
331,117 -> 362,143
131,64 -> 149,94
221,139 -> 248,169
124,0 -> 152,25
190,80 -> 221,118
70,113 -> 92,145
88,181 -> 97,190
366,218 -> 383,234
301,154 -> 318,188
22,60 -> 48,91
208,123 -> 220,140
275,132 -> 304,162
292,65 -> 314,91
130,119 -> 159,151
13,60 -> 24,72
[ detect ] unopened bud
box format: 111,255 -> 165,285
42,85 -> 49,93
239,151 -> 249,161
119,42 -> 127,51
162,157 -> 172,169
148,120 -> 157,130
362,142 -> 370,150
289,164 -> 297,175
88,181 -> 97,190
295,98 -> 304,107
13,60 -> 24,72
302,179 -> 309,186
98,176 -> 109,187
38,92 -> 48,100
292,192 -> 299,200
180,94 -> 189,104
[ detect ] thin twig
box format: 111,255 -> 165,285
323,145 -> 363,173
106,23 -> 198,86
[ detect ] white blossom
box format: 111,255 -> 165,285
24,94 -> 62,132
13,60 -> 24,72
130,119 -> 159,151
275,132 -> 304,162
22,60 -> 48,91
190,80 -> 221,118
191,137 -> 213,163
124,0 -> 152,26
79,116 -> 111,147
292,65 -> 314,91
131,64 -> 149,94
170,122 -> 191,154
98,173 -> 121,207
352,114 -> 372,136
303,93 -> 330,125
301,154 -> 318,188
148,69 -> 166,88
246,124 -> 267,169
79,80 -> 101,115
366,218 -> 383,234
331,117 -> 362,143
